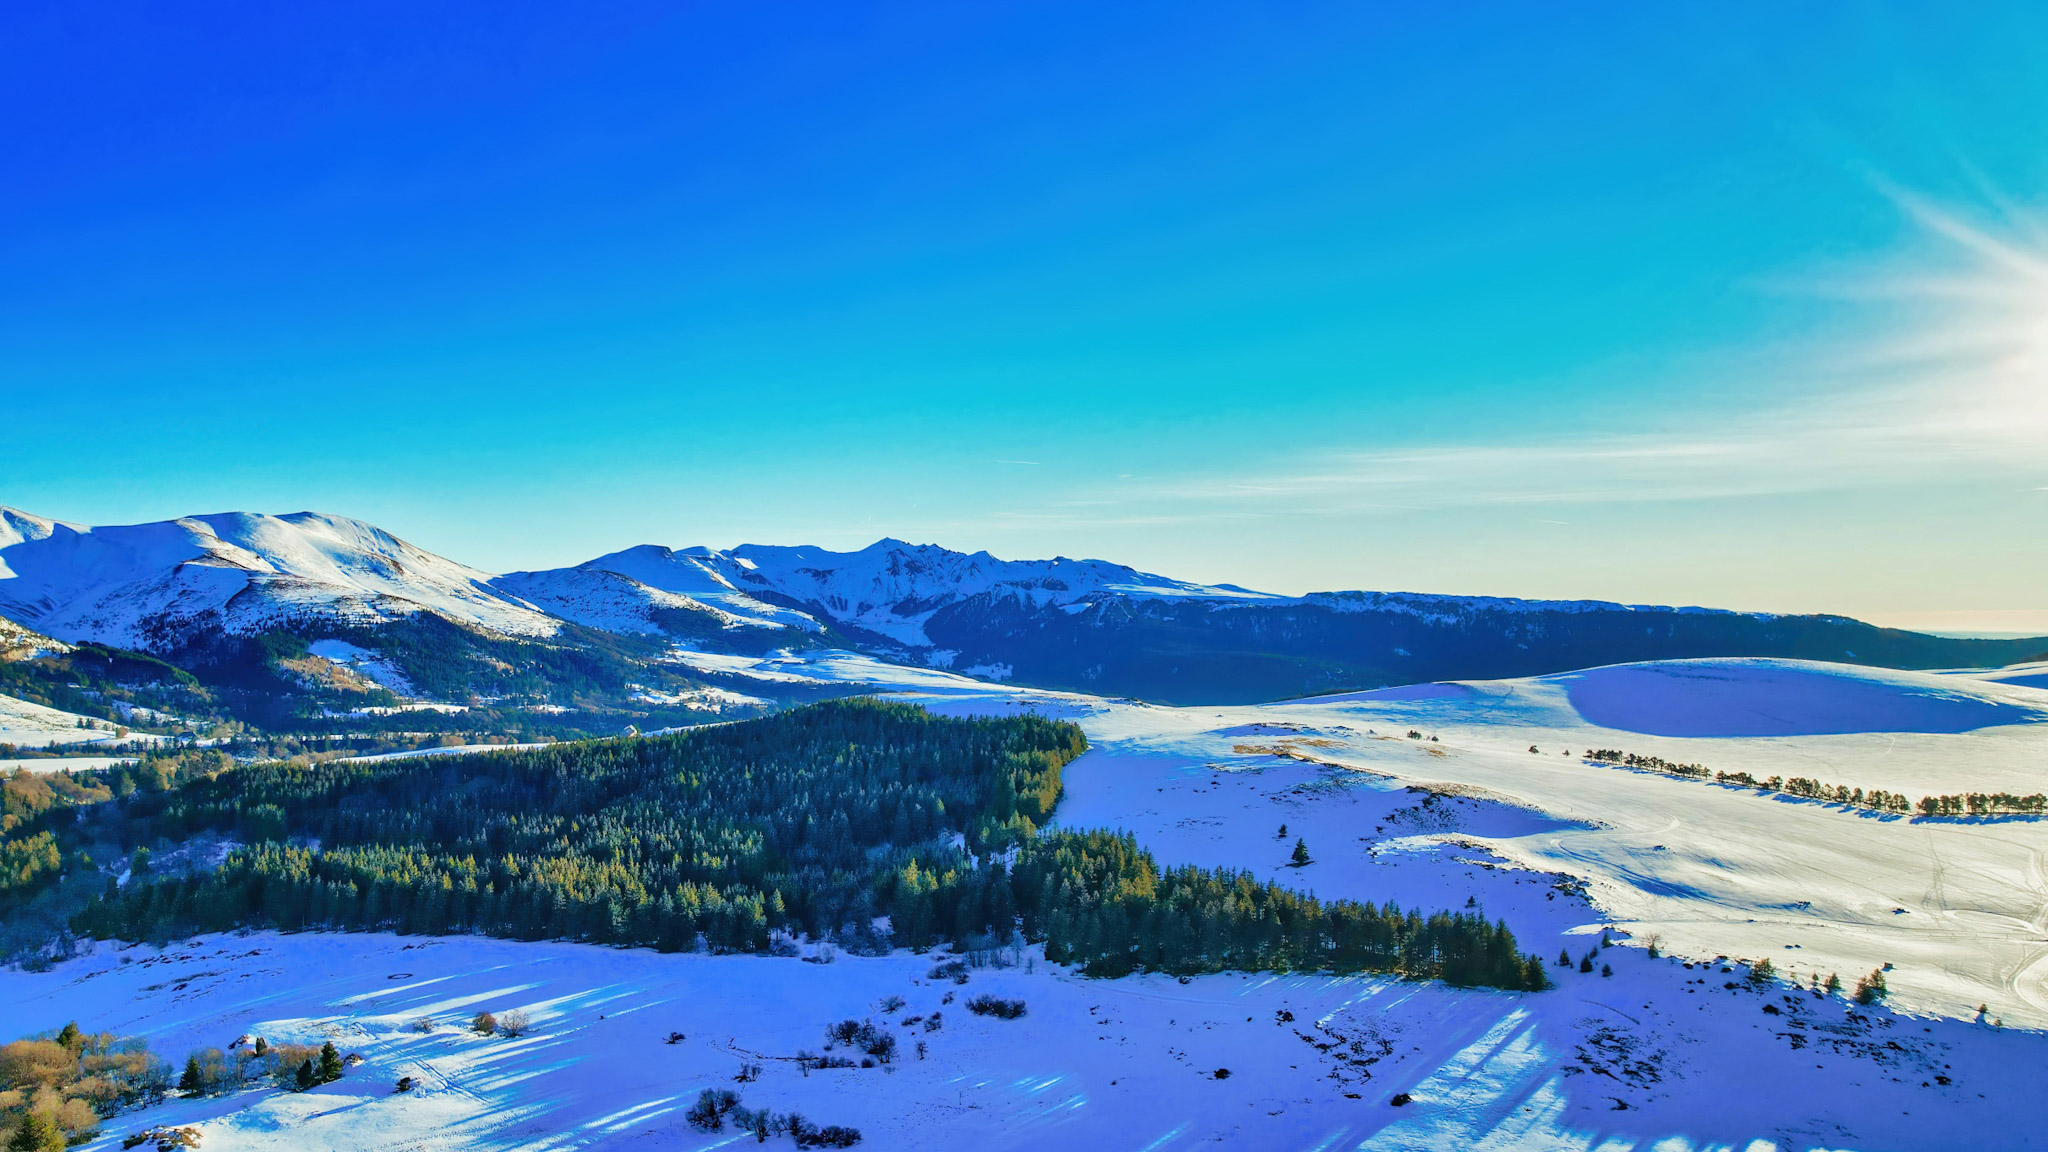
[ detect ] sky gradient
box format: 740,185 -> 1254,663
3,2 -> 2046,631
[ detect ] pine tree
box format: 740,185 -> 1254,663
54,1022 -> 80,1050
1557,948 -> 1570,967
1290,839 -> 1311,867
295,1059 -> 317,1092
1824,972 -> 1841,995
318,1041 -> 344,1083
1578,953 -> 1593,973
1747,956 -> 1775,987
180,1054 -> 203,1093
1600,963 -> 1612,977
1853,968 -> 1888,1005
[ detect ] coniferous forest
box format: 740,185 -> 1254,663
73,699 -> 1545,990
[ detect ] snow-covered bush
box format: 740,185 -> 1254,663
965,995 -> 1026,1020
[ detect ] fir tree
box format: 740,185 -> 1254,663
1557,948 -> 1570,967
294,1059 -> 317,1092
318,1042 -> 344,1083
1578,953 -> 1593,973
1290,839 -> 1312,867
1853,968 -> 1888,1005
179,1054 -> 203,1093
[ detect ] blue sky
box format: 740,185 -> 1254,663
3,2 -> 2046,629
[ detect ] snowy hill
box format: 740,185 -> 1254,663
492,545 -> 821,637
0,507 -> 557,650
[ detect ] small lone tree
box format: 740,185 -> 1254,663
1747,957 -> 1776,988
1556,948 -> 1570,967
1290,839 -> 1312,867
1578,953 -> 1593,973
497,1010 -> 532,1038
471,1011 -> 497,1035
318,1042 -> 344,1083
1853,968 -> 1888,1005
1824,972 -> 1842,995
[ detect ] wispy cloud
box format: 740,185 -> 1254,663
1018,186 -> 2048,527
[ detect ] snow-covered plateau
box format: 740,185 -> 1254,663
4,653 -> 2047,1149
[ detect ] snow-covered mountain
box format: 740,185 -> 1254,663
5,505 -> 2042,706
0,507 -> 558,650
492,545 -> 820,637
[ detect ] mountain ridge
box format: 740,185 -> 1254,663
3,504 -> 2042,706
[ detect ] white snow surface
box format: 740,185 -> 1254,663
0,756 -> 138,774
7,927 -> 2040,1152
0,691 -> 165,751
0,507 -> 559,649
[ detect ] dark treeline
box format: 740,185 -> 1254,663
1582,749 -> 1709,779
1020,830 -> 1546,987
74,700 -> 1543,989
1586,749 -> 1918,816
1916,791 -> 2047,817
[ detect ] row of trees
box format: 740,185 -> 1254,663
1582,749 -> 1708,779
1915,792 -> 2047,817
75,700 -> 1547,990
1584,747 -> 2029,819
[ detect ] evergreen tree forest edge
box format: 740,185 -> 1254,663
71,699 -> 1547,990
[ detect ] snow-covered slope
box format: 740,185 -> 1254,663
492,545 -> 819,636
0,507 -> 558,650
712,538 -> 1283,647
0,611 -> 68,660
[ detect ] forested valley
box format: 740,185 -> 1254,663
54,700 -> 1543,988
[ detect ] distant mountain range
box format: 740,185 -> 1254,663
3,505 -> 2042,708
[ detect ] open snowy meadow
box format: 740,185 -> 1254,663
5,653 -> 2047,1150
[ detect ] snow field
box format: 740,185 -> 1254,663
0,691 -> 164,753
4,928 -> 2035,1152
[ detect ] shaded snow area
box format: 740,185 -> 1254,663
0,507 -> 559,648
1555,660 -> 2047,737
14,652 -> 2048,1149
6,932 -> 2036,1152
344,744 -> 551,763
